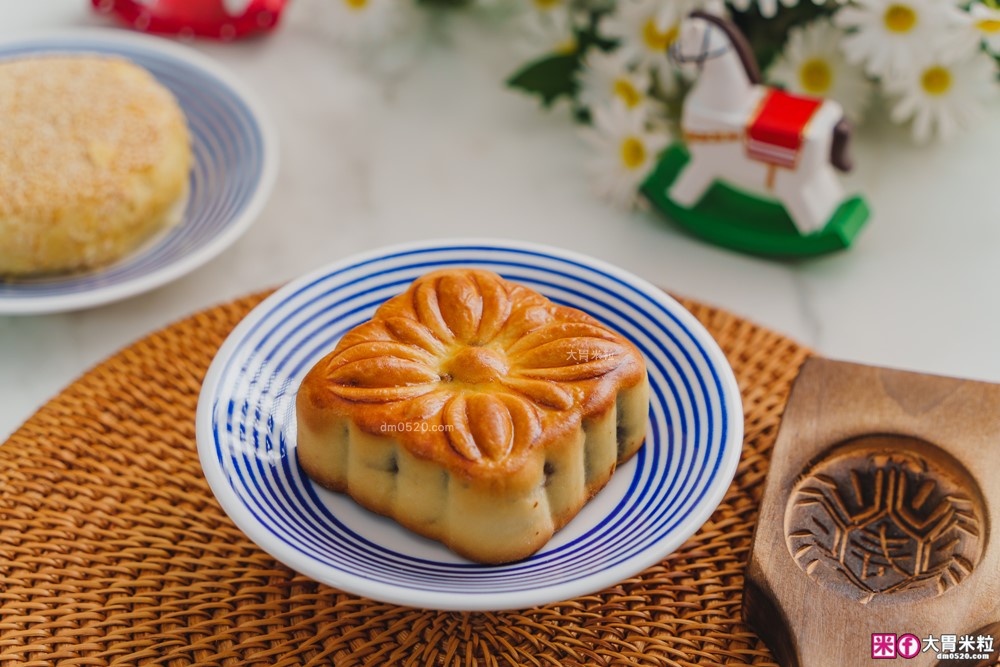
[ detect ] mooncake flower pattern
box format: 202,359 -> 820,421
320,269 -> 642,465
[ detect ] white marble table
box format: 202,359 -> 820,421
2,0 -> 999,441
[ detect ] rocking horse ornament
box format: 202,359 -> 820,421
642,12 -> 871,256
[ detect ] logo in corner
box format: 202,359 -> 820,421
872,633 -> 896,659
897,634 -> 921,659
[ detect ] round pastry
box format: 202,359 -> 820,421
0,56 -> 192,276
296,268 -> 650,564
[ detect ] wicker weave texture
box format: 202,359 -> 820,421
0,293 -> 810,667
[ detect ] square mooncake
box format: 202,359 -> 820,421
296,268 -> 649,563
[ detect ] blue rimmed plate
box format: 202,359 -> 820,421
0,29 -> 277,315
196,239 -> 744,611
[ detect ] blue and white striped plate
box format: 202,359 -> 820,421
197,240 -> 744,610
0,30 -> 277,315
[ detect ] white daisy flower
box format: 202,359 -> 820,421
577,49 -> 660,114
323,0 -> 419,45
766,18 -> 874,122
729,0 -> 851,19
834,0 -> 966,78
581,102 -> 670,207
515,5 -> 579,59
728,0 -> 799,20
885,50 -> 999,142
967,3 -> 1000,56
599,0 -> 693,74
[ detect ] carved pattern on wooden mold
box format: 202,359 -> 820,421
785,435 -> 984,604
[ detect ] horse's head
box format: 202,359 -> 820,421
668,12 -> 761,84
669,14 -> 727,68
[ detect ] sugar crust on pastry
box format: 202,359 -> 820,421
296,268 -> 650,564
0,56 -> 192,275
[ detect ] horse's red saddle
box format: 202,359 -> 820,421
745,89 -> 823,170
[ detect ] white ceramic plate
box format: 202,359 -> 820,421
0,29 -> 277,315
197,239 -> 744,611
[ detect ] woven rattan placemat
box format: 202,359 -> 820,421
0,292 -> 810,666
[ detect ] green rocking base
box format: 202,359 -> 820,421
641,144 -> 870,257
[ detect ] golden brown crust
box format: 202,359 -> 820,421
0,56 -> 192,275
296,384 -> 649,563
297,269 -> 646,487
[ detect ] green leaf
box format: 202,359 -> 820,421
506,53 -> 580,108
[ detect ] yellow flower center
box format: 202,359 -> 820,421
799,58 -> 833,94
613,79 -> 643,108
921,66 -> 952,96
620,137 -> 647,170
976,18 -> 1000,34
344,0 -> 368,9
555,37 -> 578,55
533,0 -> 563,8
884,5 -> 917,33
642,19 -> 679,52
